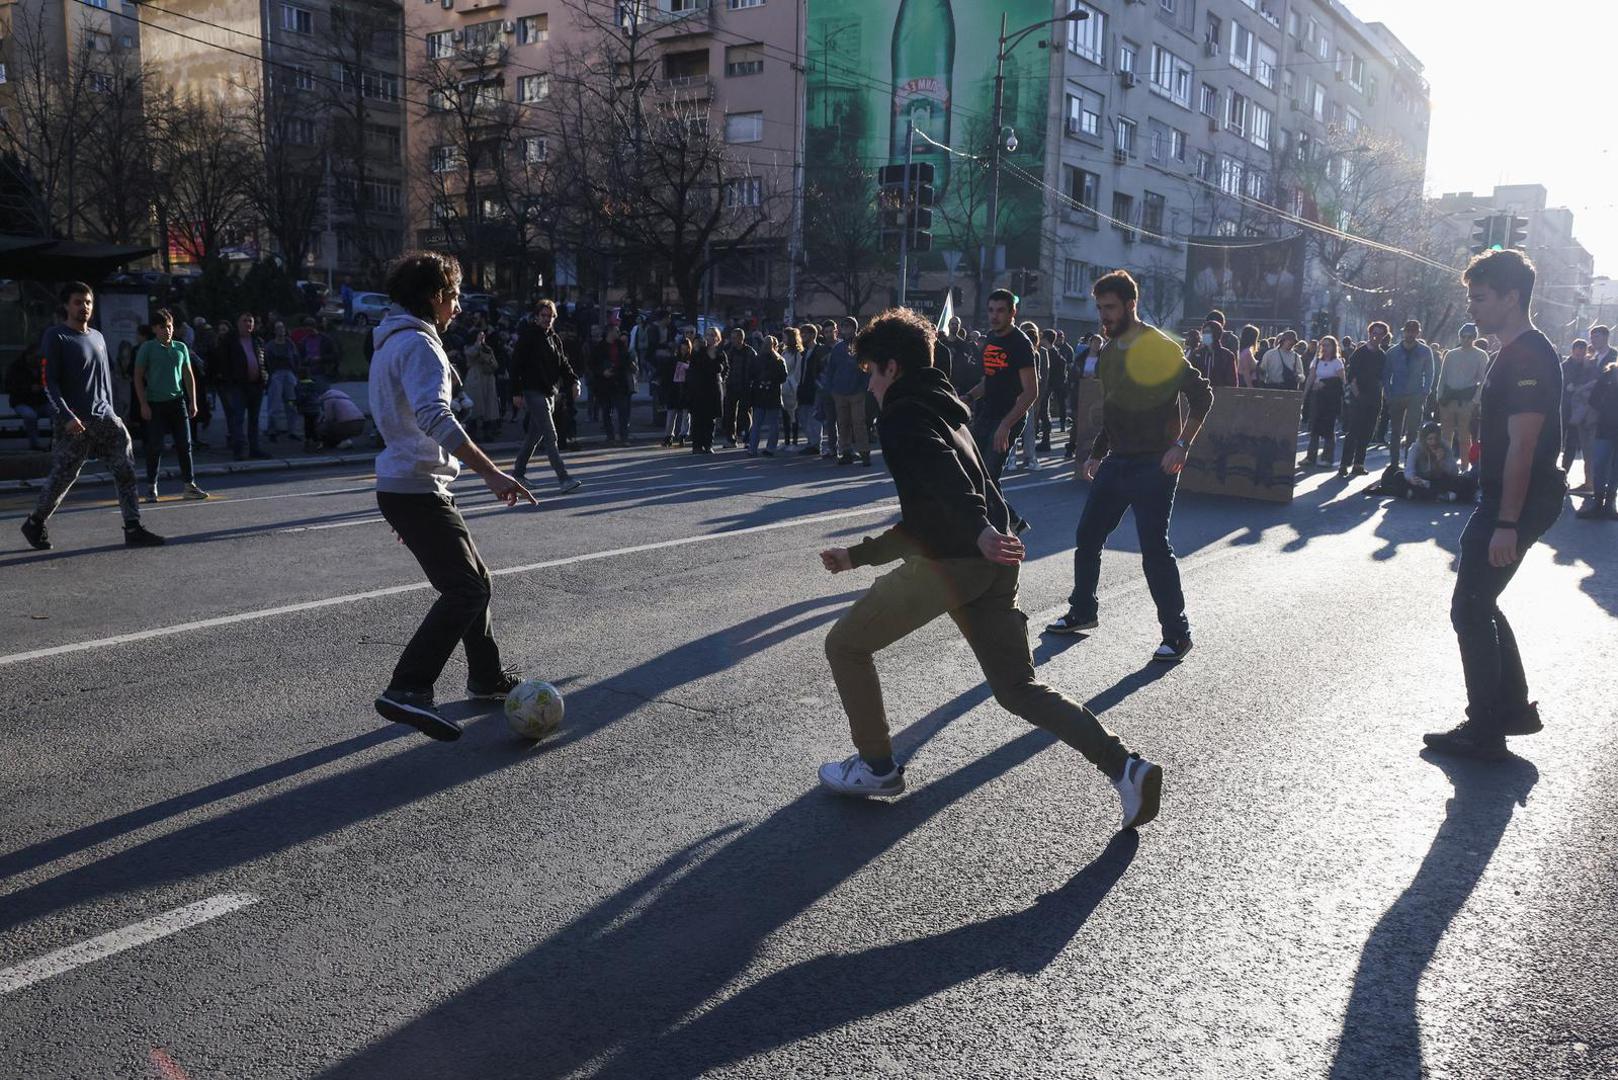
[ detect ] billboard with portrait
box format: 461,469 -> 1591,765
1184,235 -> 1306,327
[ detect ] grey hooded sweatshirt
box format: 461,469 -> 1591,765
369,308 -> 470,495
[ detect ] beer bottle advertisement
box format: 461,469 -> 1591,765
806,0 -> 1048,273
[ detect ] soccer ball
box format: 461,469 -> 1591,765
505,679 -> 564,740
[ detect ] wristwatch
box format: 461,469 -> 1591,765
1173,438 -> 1188,449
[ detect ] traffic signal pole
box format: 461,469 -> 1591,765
899,119 -> 915,306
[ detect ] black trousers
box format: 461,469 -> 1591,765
689,398 -> 719,451
376,491 -> 503,694
144,398 -> 195,484
722,390 -> 751,443
1342,391 -> 1383,469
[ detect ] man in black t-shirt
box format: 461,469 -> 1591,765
1426,249 -> 1566,761
1338,321 -> 1390,477
964,288 -> 1037,483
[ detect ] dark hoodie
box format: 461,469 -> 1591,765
849,367 -> 1013,568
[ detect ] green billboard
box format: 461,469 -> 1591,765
806,0 -> 1051,273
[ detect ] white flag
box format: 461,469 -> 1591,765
935,289 -> 954,335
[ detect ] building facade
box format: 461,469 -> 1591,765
1039,0 -> 1431,337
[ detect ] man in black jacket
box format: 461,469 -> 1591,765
510,299 -> 581,492
816,308 -> 1162,830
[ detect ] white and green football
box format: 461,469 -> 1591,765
504,679 -> 564,740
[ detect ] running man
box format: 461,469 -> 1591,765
816,308 -> 1162,831
1045,270 -> 1212,663
369,252 -> 537,741
19,282 -> 164,550
1425,249 -> 1566,759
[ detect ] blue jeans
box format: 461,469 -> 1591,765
220,384 -> 264,456
1068,453 -> 1189,640
1588,437 -> 1616,496
14,402 -> 42,450
748,406 -> 781,452
1452,486 -> 1564,731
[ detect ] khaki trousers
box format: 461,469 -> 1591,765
832,392 -> 869,456
825,556 -> 1129,779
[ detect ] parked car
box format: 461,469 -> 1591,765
351,291 -> 392,325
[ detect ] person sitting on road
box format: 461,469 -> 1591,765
1373,422 -> 1478,503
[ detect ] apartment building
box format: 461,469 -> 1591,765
1041,0 -> 1430,336
141,0 -> 408,283
1433,184 -> 1595,348
404,0 -> 804,310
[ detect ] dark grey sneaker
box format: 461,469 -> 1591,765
1152,637 -> 1193,663
1422,721 -> 1509,761
1498,701 -> 1543,737
123,523 -> 166,547
1045,610 -> 1099,635
466,670 -> 523,700
20,516 -> 51,550
375,689 -> 462,741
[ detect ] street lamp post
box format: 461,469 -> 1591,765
979,7 -> 1087,320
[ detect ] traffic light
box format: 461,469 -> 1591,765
1506,214 -> 1528,250
877,162 -> 934,253
1470,214 -> 1502,255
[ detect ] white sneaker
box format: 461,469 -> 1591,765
1112,754 -> 1163,830
182,483 -> 210,500
818,754 -> 905,798
1026,458 -> 1042,472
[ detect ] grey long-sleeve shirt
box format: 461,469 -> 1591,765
41,324 -> 115,423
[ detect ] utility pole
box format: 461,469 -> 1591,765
898,119 -> 915,306
786,2 -> 807,324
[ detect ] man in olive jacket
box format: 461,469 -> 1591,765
815,307 -> 1162,831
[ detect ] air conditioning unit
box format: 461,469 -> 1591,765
1203,40 -> 1218,57
1113,147 -> 1128,164
1121,230 -> 1137,244
450,29 -> 464,41
502,19 -> 516,32
1120,71 -> 1137,89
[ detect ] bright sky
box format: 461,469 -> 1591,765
1349,0 -> 1617,276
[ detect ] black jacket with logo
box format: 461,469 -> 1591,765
850,367 -> 1013,567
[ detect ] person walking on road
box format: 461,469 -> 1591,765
133,308 -> 208,503
369,251 -> 537,742
1425,249 -> 1566,760
1339,322 -> 1390,478
19,282 -> 165,550
964,289 -> 1038,485
1045,270 -> 1212,663
510,299 -> 581,493
815,307 -> 1163,830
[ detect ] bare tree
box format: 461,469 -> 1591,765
79,49 -> 164,246
240,78 -> 326,278
796,143 -> 886,315
157,93 -> 256,268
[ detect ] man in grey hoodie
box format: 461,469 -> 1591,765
370,251 -> 536,741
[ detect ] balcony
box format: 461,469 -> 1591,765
458,0 -> 505,10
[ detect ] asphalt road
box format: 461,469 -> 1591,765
0,434 -> 1614,1080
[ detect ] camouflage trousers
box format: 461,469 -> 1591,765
32,414 -> 142,525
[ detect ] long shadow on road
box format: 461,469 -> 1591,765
1328,751 -> 1538,1080
317,655 -> 1166,1080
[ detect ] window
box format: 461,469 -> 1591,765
728,0 -> 764,7
1150,45 -> 1192,108
464,19 -> 502,48
426,30 -> 455,59
1142,191 -> 1165,234
342,67 -> 399,102
1345,107 -> 1361,135
1199,83 -> 1217,118
518,74 -> 550,102
89,72 -> 115,94
366,180 -> 402,211
1170,128 -> 1187,162
1205,13 -> 1221,46
1067,2 -> 1105,65
1256,42 -> 1277,90
365,124 -> 400,162
1226,92 -> 1247,137
119,34 -> 134,49
1316,31 -> 1330,61
1148,119 -> 1168,162
1111,191 -> 1135,231
1195,150 -> 1213,182
724,111 -> 763,143
1311,82 -> 1325,121
428,89 -> 450,112
289,65 -> 316,91
430,145 -> 463,173
517,15 -> 548,44
1249,103 -> 1272,150
724,43 -> 763,77
1116,117 -> 1136,155
287,116 -> 315,144
724,176 -> 763,208
471,79 -> 503,110
87,31 -> 113,52
1296,130 -> 1313,163
1064,166 -> 1100,212
1119,41 -> 1138,76
1229,22 -> 1252,75
1064,91 -> 1101,139
1219,156 -> 1244,196
1350,53 -> 1365,91
430,199 -> 453,227
280,4 -> 312,34
84,0 -> 107,7
523,135 -> 548,163
1063,259 -> 1092,297
1243,169 -> 1267,201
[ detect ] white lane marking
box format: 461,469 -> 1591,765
0,475 -> 1073,668
0,893 -> 260,996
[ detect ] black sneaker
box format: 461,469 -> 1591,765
1350,466 -> 1369,477
1152,637 -> 1194,663
1423,721 -> 1508,761
20,516 -> 51,550
467,670 -> 524,700
123,523 -> 166,547
860,453 -> 872,467
1499,701 -> 1543,737
375,689 -> 462,741
1045,610 -> 1099,635
837,454 -> 854,466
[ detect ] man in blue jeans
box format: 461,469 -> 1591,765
1044,270 -> 1213,663
1425,249 -> 1566,760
